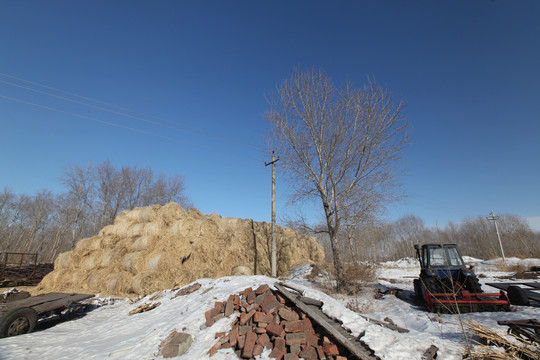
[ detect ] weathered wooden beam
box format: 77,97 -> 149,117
358,315 -> 409,333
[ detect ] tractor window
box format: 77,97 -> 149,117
429,247 -> 446,266
445,247 -> 464,267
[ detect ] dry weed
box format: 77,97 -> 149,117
464,320 -> 539,360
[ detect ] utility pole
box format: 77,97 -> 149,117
265,151 -> 279,277
487,211 -> 505,261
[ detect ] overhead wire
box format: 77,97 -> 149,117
0,94 -> 265,163
0,72 -> 267,153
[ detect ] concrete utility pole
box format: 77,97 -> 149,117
487,211 -> 505,261
265,151 -> 279,277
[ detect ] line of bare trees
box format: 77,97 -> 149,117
314,214 -> 540,263
0,161 -> 192,263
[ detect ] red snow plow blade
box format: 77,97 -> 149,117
425,290 -> 511,313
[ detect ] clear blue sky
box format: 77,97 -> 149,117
1,1 -> 539,230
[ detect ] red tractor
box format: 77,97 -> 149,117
413,243 -> 510,313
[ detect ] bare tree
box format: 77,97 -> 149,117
61,164 -> 95,249
265,68 -> 409,292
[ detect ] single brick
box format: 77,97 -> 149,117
257,333 -> 270,347
255,284 -> 269,294
205,317 -> 215,327
306,333 -> 319,347
254,311 -> 273,324
240,309 -> 256,325
224,299 -> 234,317
247,290 -> 257,304
214,301 -> 225,313
323,344 -> 339,356
246,303 -> 260,312
289,343 -> 301,355
316,346 -> 326,359
258,322 -> 268,328
242,332 -> 257,358
243,287 -> 253,298
260,293 -> 278,309
238,335 -> 245,349
279,307 -> 300,322
266,322 -> 286,338
215,332 -> 226,339
253,327 -> 267,334
284,319 -> 312,333
212,313 -> 225,323
238,325 -> 253,334
256,292 -> 267,305
274,337 -> 286,352
285,332 -> 307,345
253,344 -> 264,356
262,300 -> 281,313
335,356 -> 348,360
209,344 -> 218,357
269,349 -> 285,359
299,345 -> 318,360
205,307 -> 220,322
229,326 -> 239,347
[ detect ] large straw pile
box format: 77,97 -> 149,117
37,203 -> 325,297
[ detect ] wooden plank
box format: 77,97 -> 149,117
298,296 -> 324,307
358,315 -> 409,334
32,294 -> 94,314
275,283 -> 376,360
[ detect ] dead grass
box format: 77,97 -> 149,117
464,321 -> 539,360
496,262 -> 530,273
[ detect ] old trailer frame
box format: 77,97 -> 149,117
0,292 -> 94,338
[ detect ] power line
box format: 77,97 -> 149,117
0,94 -> 265,163
0,72 -> 267,153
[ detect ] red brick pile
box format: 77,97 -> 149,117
207,284 -> 347,360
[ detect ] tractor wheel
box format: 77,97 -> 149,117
465,276 -> 483,293
0,307 -> 38,338
422,277 -> 439,294
413,279 -> 422,299
507,286 -> 529,306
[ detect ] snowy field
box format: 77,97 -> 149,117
0,257 -> 539,360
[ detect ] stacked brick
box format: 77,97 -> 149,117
207,284 -> 347,360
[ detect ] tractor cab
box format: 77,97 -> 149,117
415,243 -> 466,269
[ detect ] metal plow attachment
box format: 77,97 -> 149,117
425,290 -> 511,314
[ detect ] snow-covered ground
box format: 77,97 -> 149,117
0,257 -> 539,360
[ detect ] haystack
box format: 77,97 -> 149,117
37,202 -> 325,296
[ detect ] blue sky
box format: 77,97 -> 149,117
1,1 -> 539,230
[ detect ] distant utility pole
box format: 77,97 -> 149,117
487,211 -> 505,261
265,151 -> 279,277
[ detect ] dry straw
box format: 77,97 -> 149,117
37,202 -> 326,297
465,320 -> 539,360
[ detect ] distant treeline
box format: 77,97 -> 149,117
2,162 -> 538,265
314,214 -> 540,262
0,161 -> 192,263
